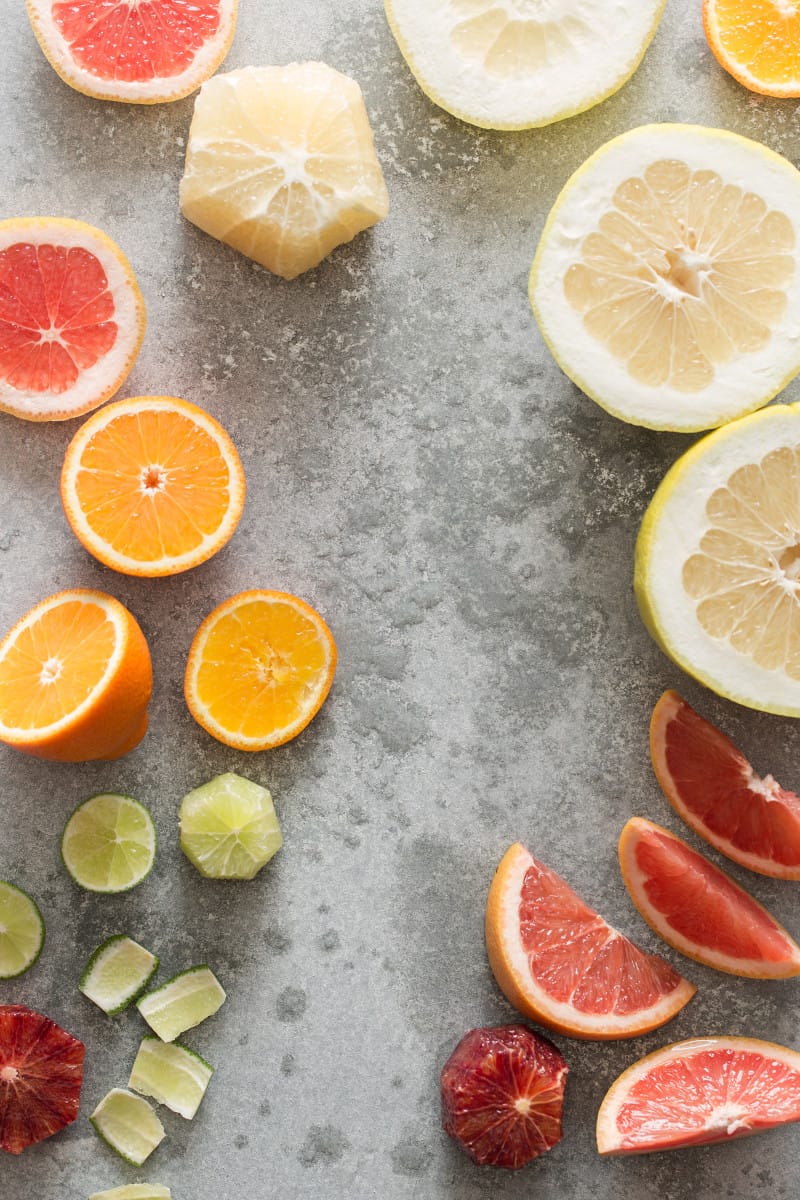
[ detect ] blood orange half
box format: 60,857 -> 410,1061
651,689 -> 800,879
27,0 -> 238,104
0,218 -> 145,422
485,843 -> 695,1040
619,817 -> 800,978
598,1036 -> 800,1155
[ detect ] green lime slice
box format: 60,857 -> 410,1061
62,794 -> 156,893
89,1187 -> 171,1200
0,880 -> 45,979
89,1088 -> 165,1167
129,1036 -> 213,1119
179,772 -> 283,880
136,965 -> 226,1043
80,935 -> 159,1015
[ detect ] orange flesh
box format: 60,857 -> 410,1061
710,1 -> 800,90
0,601 -> 116,730
0,243 -> 116,394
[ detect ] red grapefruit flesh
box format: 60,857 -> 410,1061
651,689 -> 800,879
619,817 -> 800,978
440,1025 -> 567,1169
598,1036 -> 800,1155
485,843 -> 695,1040
0,1005 -> 85,1155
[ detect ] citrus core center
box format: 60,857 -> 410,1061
141,465 -> 168,494
778,544 -> 800,579
0,1066 -> 18,1083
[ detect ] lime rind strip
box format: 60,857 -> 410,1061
129,1036 -> 214,1119
136,965 -> 226,1043
90,1088 -> 165,1167
89,1187 -> 171,1200
0,880 -> 45,979
80,935 -> 159,1015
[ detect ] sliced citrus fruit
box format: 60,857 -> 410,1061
90,1188 -> 171,1200
651,690 -> 800,879
0,217 -> 144,422
90,1089 -> 165,1167
0,1005 -> 85,1155
530,124 -> 800,431
619,817 -> 800,978
704,0 -> 800,98
61,395 -> 246,578
0,589 -> 152,762
179,772 -> 283,879
62,794 -> 157,894
635,403 -> 800,716
179,62 -> 389,280
79,935 -> 159,1014
485,843 -> 695,1040
129,1037 -> 213,1119
26,0 -> 238,104
184,590 -> 337,751
598,1036 -> 800,1155
385,0 -> 665,131
137,966 -> 225,1043
0,882 -> 45,979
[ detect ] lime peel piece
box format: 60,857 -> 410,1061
89,1088 -> 165,1167
89,1187 -> 172,1200
80,935 -> 159,1015
129,1036 -> 213,1119
137,965 -> 226,1043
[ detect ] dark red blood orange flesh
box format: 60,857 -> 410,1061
0,1005 -> 85,1154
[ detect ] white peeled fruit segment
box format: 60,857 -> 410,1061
635,403 -> 800,716
179,772 -> 283,879
384,0 -> 666,130
531,124 -> 800,431
179,62 -> 389,280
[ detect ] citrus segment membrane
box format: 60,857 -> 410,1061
0,883 -> 45,979
89,1089 -> 165,1167
62,794 -> 157,893
531,125 -> 800,430
129,1037 -> 213,1119
137,966 -> 226,1043
384,0 -> 666,130
179,772 -> 283,879
704,0 -> 800,98
79,936 -> 159,1014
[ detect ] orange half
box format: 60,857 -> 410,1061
703,0 -> 800,97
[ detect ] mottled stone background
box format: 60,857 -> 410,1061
1,2 -> 800,1197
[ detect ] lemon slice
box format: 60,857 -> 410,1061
635,403 -> 800,716
90,1188 -> 171,1200
531,125 -> 800,431
90,1089 -> 165,1167
61,794 -> 156,893
180,773 -> 283,879
137,965 -> 226,1043
0,881 -> 44,978
79,935 -> 159,1015
384,0 -> 666,130
129,1037 -> 213,1120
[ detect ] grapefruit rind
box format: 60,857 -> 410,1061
703,0 -> 800,99
485,843 -> 696,1040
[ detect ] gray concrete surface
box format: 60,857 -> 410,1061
1,1 -> 800,1197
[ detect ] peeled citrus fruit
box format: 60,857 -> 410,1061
27,0 -> 238,104
184,590 -> 337,751
635,403 -> 800,716
179,62 -> 389,280
0,590 -> 152,762
651,690 -> 800,879
704,0 -> 800,98
598,1036 -> 800,1155
179,773 -> 283,879
0,1005 -> 85,1155
530,124 -> 800,431
61,395 -> 245,578
485,843 -> 695,1040
619,817 -> 800,978
0,217 -> 144,421
384,0 -> 665,130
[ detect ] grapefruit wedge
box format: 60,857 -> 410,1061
651,690 -> 800,879
598,1036 -> 800,1156
485,844 -> 695,1041
619,817 -> 800,978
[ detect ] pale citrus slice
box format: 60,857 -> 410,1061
184,590 -> 337,751
61,395 -> 246,578
79,936 -> 159,1014
179,772 -> 283,879
136,966 -> 226,1043
0,882 -> 45,979
0,590 -> 152,762
704,0 -> 800,98
530,124 -> 800,431
129,1037 -> 213,1119
0,218 -> 145,422
597,1037 -> 800,1155
635,403 -> 800,716
90,1089 -> 165,1167
90,1188 -> 171,1200
179,63 -> 389,280
385,0 -> 666,130
485,843 -> 696,1040
27,0 -> 238,104
62,794 -> 157,893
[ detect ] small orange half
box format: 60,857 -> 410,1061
61,395 -> 246,578
184,590 -> 337,751
703,0 -> 800,97
0,589 -> 152,762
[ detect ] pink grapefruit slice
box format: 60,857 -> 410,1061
619,817 -> 800,978
0,218 -> 145,422
485,843 -> 695,1041
651,689 -> 800,880
598,1036 -> 800,1155
26,0 -> 238,104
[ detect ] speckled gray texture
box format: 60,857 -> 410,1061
2,1 -> 800,1197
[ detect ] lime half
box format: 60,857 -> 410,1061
90,1187 -> 171,1200
137,966 -> 226,1043
62,794 -> 156,893
80,935 -> 159,1015
0,881 -> 45,978
179,772 -> 283,879
90,1088 -> 165,1166
129,1036 -> 213,1119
